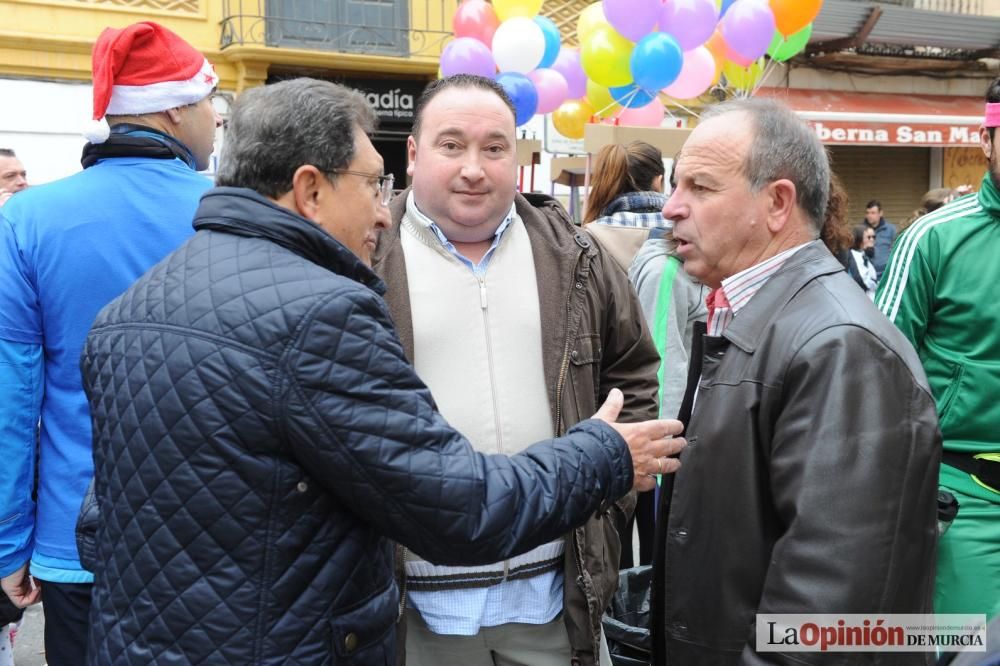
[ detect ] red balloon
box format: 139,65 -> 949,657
453,0 -> 501,46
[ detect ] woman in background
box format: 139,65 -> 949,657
583,140 -> 669,272
847,223 -> 879,299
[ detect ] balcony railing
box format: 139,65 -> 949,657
220,0 -> 458,58
912,0 -> 985,13
864,0 -> 986,12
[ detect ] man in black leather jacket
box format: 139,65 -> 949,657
80,78 -> 685,665
652,98 -> 940,665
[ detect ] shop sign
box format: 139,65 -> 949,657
341,78 -> 424,124
809,121 -> 982,147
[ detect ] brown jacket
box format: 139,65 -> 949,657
373,190 -> 660,665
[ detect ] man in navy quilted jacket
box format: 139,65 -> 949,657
80,77 -> 685,664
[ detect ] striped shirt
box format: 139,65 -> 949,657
707,244 -> 811,337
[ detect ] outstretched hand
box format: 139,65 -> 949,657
593,388 -> 686,492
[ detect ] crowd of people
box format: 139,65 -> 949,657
0,18 -> 997,666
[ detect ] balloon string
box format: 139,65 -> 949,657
752,57 -> 781,97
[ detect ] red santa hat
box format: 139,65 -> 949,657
85,21 -> 219,144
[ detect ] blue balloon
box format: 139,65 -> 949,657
610,83 -> 656,109
630,32 -> 684,93
720,0 -> 737,17
534,16 -> 561,69
496,72 -> 539,126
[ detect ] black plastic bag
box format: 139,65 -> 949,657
603,565 -> 653,666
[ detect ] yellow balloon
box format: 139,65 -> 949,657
722,58 -> 764,92
585,80 -> 622,119
552,99 -> 595,140
492,0 -> 544,21
580,24 -> 634,88
577,3 -> 606,43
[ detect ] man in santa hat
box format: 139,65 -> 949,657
0,21 -> 221,664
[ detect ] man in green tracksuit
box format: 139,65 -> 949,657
876,76 -> 1000,620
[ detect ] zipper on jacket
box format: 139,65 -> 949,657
398,547 -> 408,621
554,252 -> 587,436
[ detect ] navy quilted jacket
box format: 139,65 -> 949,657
81,188 -> 634,665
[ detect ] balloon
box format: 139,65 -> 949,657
580,24 -> 635,88
440,37 -> 496,78
705,28 -> 752,67
453,0 -> 501,46
527,68 -> 570,114
720,0 -> 776,61
577,3 -> 606,43
586,79 -> 622,118
535,16 -> 562,68
617,98 -> 665,127
492,0 -> 543,21
718,0 -> 737,16
551,48 -> 588,99
610,83 -> 656,109
630,32 -> 684,93
662,46 -> 716,99
552,99 -> 595,139
767,23 -> 812,61
603,0 -> 661,42
492,17 -> 545,74
496,72 -> 538,125
722,58 -> 764,92
660,0 -> 719,51
769,0 -> 822,37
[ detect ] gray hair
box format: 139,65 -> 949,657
0,148 -> 16,158
702,98 -> 830,230
216,78 -> 376,198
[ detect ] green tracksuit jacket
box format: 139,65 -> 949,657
876,172 -> 1000,619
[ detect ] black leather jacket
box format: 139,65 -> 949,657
652,242 -> 940,665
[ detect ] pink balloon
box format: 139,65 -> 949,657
440,37 -> 497,78
660,0 -> 719,51
603,0 -> 661,42
527,68 -> 570,114
616,98 -> 665,127
720,0 -> 776,61
662,46 -> 716,99
550,47 -> 587,100
453,0 -> 501,45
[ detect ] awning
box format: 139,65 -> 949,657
756,88 -> 985,147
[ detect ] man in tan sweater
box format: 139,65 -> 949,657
372,74 -> 662,666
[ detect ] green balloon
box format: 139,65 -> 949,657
767,23 -> 812,62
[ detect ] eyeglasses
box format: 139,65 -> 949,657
328,169 -> 395,206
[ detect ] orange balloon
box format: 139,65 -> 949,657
552,99 -> 595,140
769,0 -> 823,37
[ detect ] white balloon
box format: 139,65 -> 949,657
492,17 -> 545,74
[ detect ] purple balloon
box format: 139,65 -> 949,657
440,37 -> 496,79
603,0 -> 660,42
551,48 -> 587,100
660,0 -> 720,51
720,0 -> 776,61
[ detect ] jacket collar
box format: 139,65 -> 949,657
977,172 -> 1000,219
721,240 -> 845,354
193,187 -> 385,295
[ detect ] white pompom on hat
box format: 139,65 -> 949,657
85,21 -> 219,144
